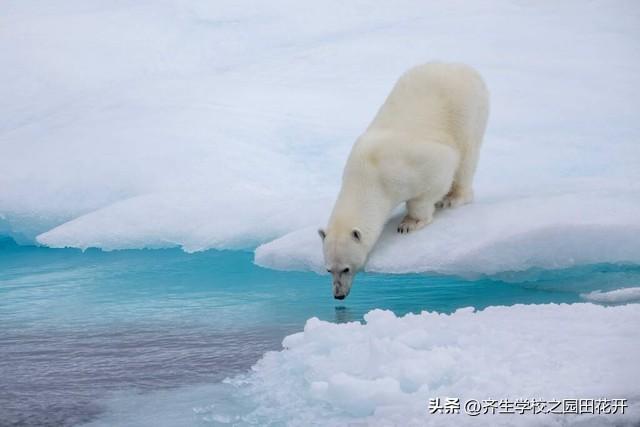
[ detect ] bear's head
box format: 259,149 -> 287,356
318,227 -> 367,300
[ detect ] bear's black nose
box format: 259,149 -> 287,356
334,295 -> 345,300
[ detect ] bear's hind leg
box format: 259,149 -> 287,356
397,196 -> 436,234
435,184 -> 473,209
435,144 -> 478,209
437,104 -> 487,210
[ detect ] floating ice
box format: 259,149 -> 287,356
581,287 -> 640,304
88,303 -> 640,426
1,1 -> 639,274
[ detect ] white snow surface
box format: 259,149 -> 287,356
88,303 -> 640,426
1,1 -> 639,273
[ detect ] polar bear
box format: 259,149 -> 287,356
318,63 -> 489,299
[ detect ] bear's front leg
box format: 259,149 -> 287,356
397,197 -> 435,234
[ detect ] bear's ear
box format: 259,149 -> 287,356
318,228 -> 326,240
351,228 -> 362,242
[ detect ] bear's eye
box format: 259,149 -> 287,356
342,267 -> 350,274
327,269 -> 332,273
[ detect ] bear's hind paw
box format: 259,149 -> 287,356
436,191 -> 472,210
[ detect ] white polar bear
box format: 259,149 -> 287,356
319,63 -> 489,299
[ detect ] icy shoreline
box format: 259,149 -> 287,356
91,303 -> 640,427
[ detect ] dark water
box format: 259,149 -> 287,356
1,237 -> 637,426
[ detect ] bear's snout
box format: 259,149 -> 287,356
333,281 -> 350,299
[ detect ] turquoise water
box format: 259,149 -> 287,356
1,236 -> 638,426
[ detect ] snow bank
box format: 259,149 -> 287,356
582,287 -> 640,304
191,303 -> 640,426
1,1 -> 639,273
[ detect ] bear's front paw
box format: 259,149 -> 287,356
397,215 -> 430,234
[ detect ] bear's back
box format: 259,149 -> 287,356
365,62 -> 488,149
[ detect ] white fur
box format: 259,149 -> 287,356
320,62 -> 489,298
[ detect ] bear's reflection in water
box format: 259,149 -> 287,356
334,306 -> 355,323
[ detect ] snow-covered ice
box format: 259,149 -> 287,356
1,1 -> 639,273
222,303 -> 640,426
255,192 -> 640,275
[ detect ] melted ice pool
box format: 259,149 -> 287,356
1,237 -> 639,426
